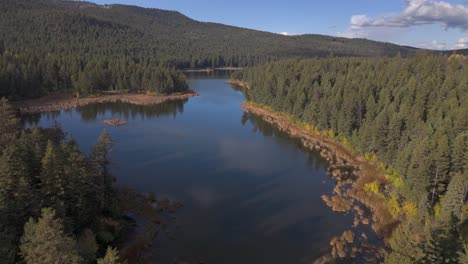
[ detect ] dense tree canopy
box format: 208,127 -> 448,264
1,0 -> 467,100
0,51 -> 189,99
233,54 -> 468,263
1,0 -> 467,262
0,99 -> 122,263
0,0 -> 424,69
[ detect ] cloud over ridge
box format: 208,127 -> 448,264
350,0 -> 468,31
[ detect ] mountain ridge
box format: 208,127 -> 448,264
63,0 -> 467,54
5,0 -> 468,70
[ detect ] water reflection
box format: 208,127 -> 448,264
20,74 -> 353,264
243,112 -> 326,172
22,99 -> 188,126
21,111 -> 60,127
76,99 -> 187,122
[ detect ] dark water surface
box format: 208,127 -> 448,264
24,72 -> 353,263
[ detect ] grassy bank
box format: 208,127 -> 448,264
242,101 -> 409,262
14,91 -> 198,114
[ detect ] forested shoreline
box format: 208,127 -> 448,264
0,51 -> 189,100
1,0 -> 467,102
1,0 -> 467,263
0,98 -> 128,263
3,0 -> 463,101
232,54 -> 468,263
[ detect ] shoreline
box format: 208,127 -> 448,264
14,92 -> 198,114
227,79 -> 250,88
242,101 -> 397,262
182,67 -> 242,73
117,187 -> 182,263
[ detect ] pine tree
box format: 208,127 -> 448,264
384,220 -> 425,264
60,138 -> 97,229
458,244 -> 468,264
91,129 -> 113,211
20,208 -> 80,264
97,247 -> 125,264
0,143 -> 35,263
421,220 -> 463,264
450,132 -> 466,174
439,173 -> 467,222
77,229 -> 98,264
0,98 -> 19,153
430,131 -> 451,205
40,141 -> 66,215
405,137 -> 432,203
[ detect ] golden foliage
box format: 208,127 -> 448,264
402,202 -> 418,217
364,180 -> 384,198
388,196 -> 401,217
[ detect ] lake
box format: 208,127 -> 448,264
23,72 -> 353,264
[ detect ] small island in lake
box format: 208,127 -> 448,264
104,119 -> 127,126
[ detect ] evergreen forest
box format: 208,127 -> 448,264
0,98 -> 125,263
3,0 -> 465,100
232,54 -> 468,263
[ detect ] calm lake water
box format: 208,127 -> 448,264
24,72 -> 353,263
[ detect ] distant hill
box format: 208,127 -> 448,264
1,0 -> 466,99
442,49 -> 468,55
3,0 -> 463,68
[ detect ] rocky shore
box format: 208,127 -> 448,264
242,102 -> 397,263
14,92 -> 198,114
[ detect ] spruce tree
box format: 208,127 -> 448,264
77,229 -> 99,264
440,173 -> 467,222
20,208 -> 80,264
384,221 -> 425,264
40,140 -> 66,215
451,132 -> 466,174
97,247 -> 125,264
91,129 -> 113,211
0,98 -> 19,153
430,131 -> 451,205
422,220 -> 463,264
60,138 -> 96,229
0,143 -> 35,263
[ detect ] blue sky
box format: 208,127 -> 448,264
90,0 -> 468,50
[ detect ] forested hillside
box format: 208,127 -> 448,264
0,0 -> 196,100
232,54 -> 468,263
0,0 -> 422,68
0,0 -> 437,100
2,0 -> 467,100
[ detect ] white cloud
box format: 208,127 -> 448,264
350,0 -> 468,31
455,37 -> 468,48
337,0 -> 468,49
279,32 -> 289,36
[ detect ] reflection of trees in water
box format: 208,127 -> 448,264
229,84 -> 245,93
77,99 -> 188,122
242,112 -> 327,171
21,111 -> 61,127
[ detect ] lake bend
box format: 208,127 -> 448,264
23,72 -> 365,264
